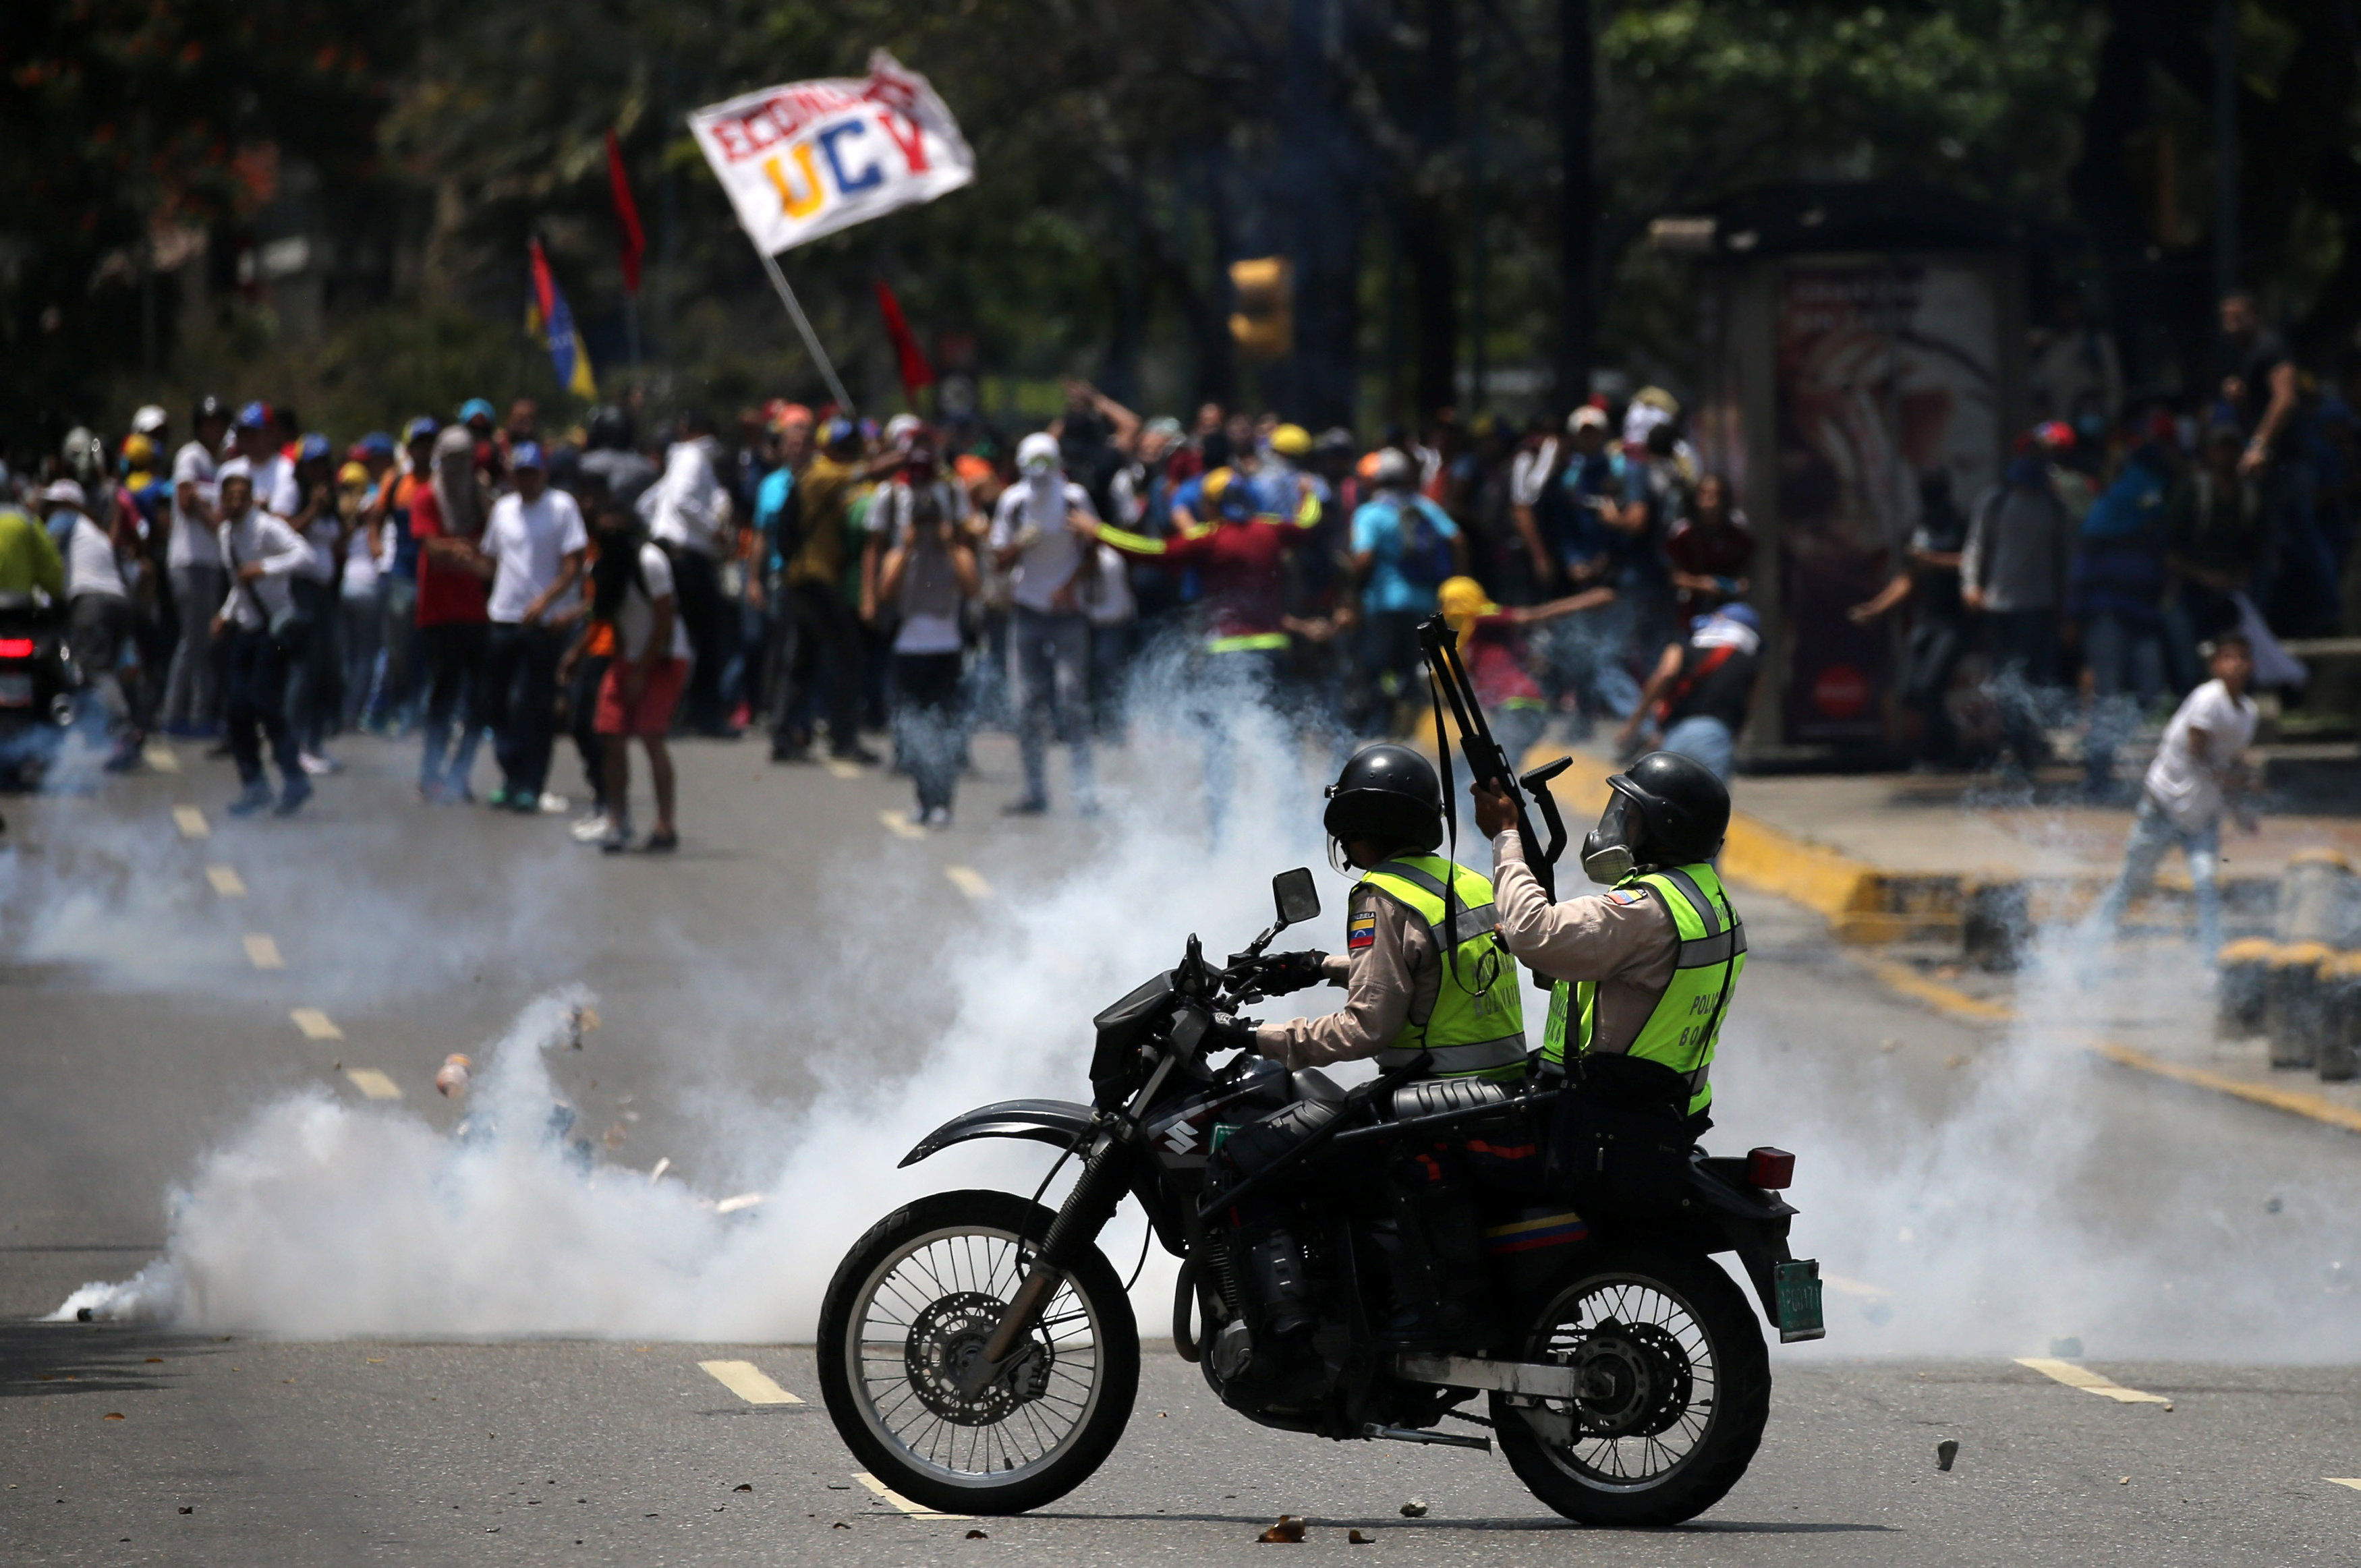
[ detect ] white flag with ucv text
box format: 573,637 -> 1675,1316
689,50 -> 974,256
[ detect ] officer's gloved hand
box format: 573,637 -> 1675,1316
1241,950 -> 1332,998
1205,1012 -> 1260,1057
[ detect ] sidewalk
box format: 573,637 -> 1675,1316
1542,751 -> 2361,946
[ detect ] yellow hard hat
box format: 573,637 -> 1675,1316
1438,575 -> 1497,650
1268,424 -> 1311,458
337,461 -> 371,487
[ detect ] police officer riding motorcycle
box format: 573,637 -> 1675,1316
820,745 -> 1821,1530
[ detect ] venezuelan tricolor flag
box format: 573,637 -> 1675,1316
526,237 -> 597,399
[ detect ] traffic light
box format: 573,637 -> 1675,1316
1229,256 -> 1293,361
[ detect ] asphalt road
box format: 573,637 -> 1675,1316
3,721 -> 2359,1565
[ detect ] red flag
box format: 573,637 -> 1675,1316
606,128 -> 646,295
873,277 -> 935,404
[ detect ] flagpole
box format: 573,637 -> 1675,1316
624,293 -> 642,374
759,250 -> 855,416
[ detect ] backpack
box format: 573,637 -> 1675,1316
1389,497 -> 1454,588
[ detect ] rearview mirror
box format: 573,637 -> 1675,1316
1272,867 -> 1321,929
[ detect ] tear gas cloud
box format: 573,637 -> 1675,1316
31,665 -> 2361,1358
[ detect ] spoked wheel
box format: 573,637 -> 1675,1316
817,1189 -> 1139,1515
1491,1248 -> 1769,1526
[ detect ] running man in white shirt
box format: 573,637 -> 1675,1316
2095,633 -> 2260,960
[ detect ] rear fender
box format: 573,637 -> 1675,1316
1688,1157 -> 1799,1328
897,1097 -> 1191,1260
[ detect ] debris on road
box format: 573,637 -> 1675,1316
103,1412 -> 123,1420
1259,1515 -> 1306,1542
1936,1439 -> 1958,1472
733,1482 -> 753,1492
434,1055 -> 472,1097
178,1507 -> 192,1514
1399,1499 -> 1429,1518
568,1005 -> 599,1047
1349,1528 -> 1375,1543
716,1192 -> 764,1215
966,1528 -> 988,1538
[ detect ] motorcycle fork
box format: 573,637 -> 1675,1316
971,1136 -> 1139,1383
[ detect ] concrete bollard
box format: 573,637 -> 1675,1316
2276,850 -> 2361,946
2318,953 -> 2360,1084
2265,942 -> 2333,1070
1964,883 -> 2031,973
2215,938 -> 2279,1037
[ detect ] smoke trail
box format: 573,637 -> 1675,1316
47,668 -> 1337,1337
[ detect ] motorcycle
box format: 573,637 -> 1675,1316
0,593 -> 78,792
818,869 -> 1825,1528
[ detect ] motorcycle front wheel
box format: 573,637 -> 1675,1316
816,1188 -> 1139,1516
1491,1247 -> 1771,1527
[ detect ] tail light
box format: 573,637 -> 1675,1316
0,638 -> 32,659
1746,1146 -> 1796,1189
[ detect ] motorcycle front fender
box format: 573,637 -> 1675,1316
898,1099 -> 1096,1168
898,1097 -> 1193,1262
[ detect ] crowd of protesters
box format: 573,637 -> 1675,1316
2,286 -> 2352,848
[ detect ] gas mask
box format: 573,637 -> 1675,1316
1580,793 -> 1642,886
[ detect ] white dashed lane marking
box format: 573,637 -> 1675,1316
173,806 -> 209,839
2329,1478 -> 2361,1492
944,866 -> 991,900
853,1471 -> 967,1521
289,1009 -> 343,1041
343,1068 -> 402,1101
2015,1358 -> 2172,1405
698,1360 -> 803,1405
206,865 -> 247,897
879,810 -> 926,841
243,934 -> 285,970
826,759 -> 863,780
142,744 -> 181,774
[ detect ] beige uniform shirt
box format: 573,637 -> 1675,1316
1490,829 -> 1678,1055
1253,881 -> 1442,1070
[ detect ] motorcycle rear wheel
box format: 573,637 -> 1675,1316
817,1188 -> 1139,1516
1491,1247 -> 1770,1527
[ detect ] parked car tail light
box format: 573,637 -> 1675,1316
0,638 -> 33,659
1746,1146 -> 1796,1189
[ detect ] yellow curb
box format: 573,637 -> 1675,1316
1862,959 -> 2017,1024
2090,1043 -> 2361,1137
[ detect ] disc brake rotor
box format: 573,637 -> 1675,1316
1568,1315 -> 1693,1439
903,1291 -> 1054,1426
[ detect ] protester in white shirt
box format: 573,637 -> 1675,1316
875,448 -> 979,828
336,463 -> 383,733
162,399 -> 230,734
39,481 -> 138,768
987,432 -> 1100,814
2095,634 -> 2260,960
210,461 -> 312,815
472,443 -> 586,812
645,411 -> 737,733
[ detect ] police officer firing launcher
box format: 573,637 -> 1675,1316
1474,750 -> 1743,1137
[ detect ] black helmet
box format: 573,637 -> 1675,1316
1581,750 -> 1730,883
585,405 -> 631,451
1324,743 -> 1443,856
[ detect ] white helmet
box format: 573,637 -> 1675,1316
1371,448 -> 1415,490
40,477 -> 87,512
1017,432 -> 1060,473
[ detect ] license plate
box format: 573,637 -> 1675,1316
1773,1258 -> 1825,1343
0,673 -> 30,708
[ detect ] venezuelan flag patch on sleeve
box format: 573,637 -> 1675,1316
1346,910 -> 1378,951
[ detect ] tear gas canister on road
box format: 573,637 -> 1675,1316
2214,938 -> 2277,1037
2265,942 -> 2333,1070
